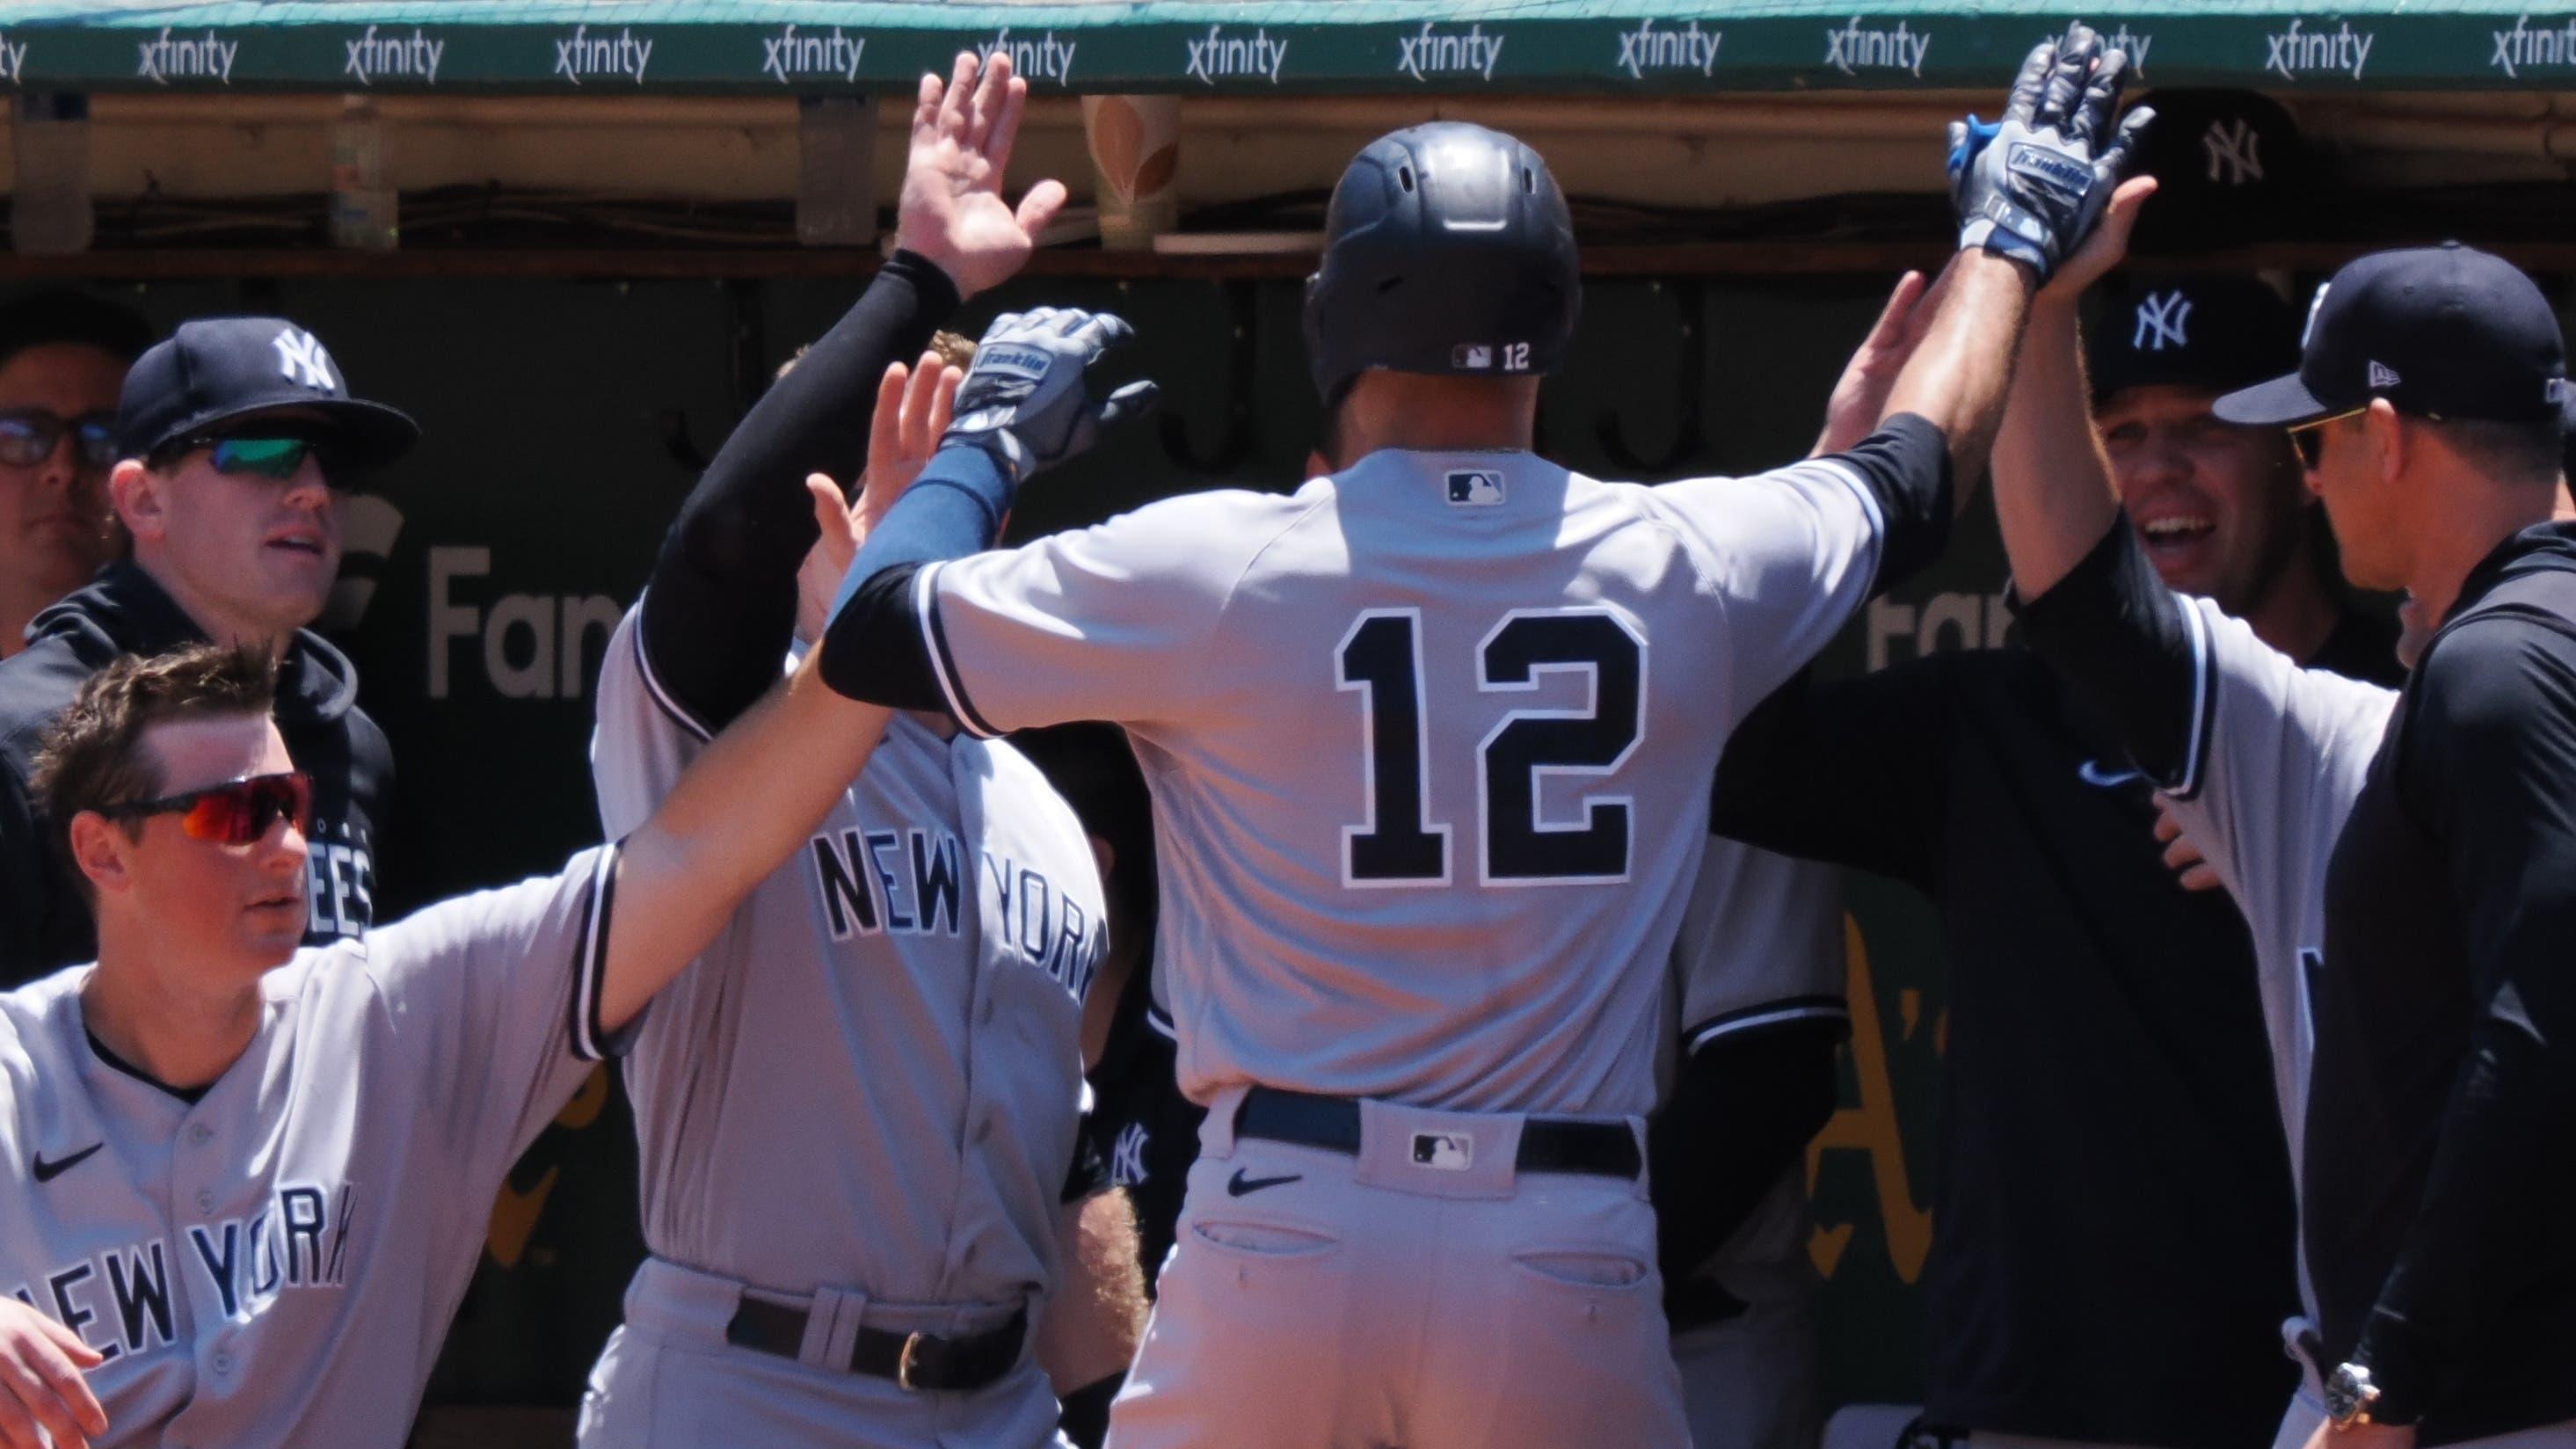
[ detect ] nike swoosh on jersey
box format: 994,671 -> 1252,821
1226,1169 -> 1303,1198
2076,758 -> 2146,788
33,1142 -> 105,1183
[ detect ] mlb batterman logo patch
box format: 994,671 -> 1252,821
1446,469 -> 1504,506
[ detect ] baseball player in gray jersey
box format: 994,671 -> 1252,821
577,52 -> 1130,1448
812,30 -> 2143,1445
0,603 -> 910,1438
1662,844 -> 1847,1449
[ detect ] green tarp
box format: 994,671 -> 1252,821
0,2 -> 2565,94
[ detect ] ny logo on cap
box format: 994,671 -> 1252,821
2202,118 -> 2264,186
273,328 -> 338,392
2133,291 -> 2193,352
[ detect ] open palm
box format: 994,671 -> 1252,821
898,52 -> 1069,299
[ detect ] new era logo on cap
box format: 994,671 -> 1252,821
2367,360 -> 2402,390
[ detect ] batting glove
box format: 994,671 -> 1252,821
1947,23 -> 2152,280
942,307 -> 1160,485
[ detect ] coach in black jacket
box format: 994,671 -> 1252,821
0,316 -> 411,984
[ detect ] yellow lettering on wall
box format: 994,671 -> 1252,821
1808,914 -> 1932,1283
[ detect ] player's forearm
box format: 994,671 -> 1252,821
600,649 -> 894,1030
1647,1017 -> 1841,1283
1991,293 -> 2121,600
1034,1188 -> 1147,1394
643,253 -> 959,732
1881,251 -> 2037,493
817,444 -> 1013,708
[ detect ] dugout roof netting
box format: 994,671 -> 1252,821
0,1 -> 2565,94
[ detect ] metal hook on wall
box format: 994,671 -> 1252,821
1157,280 -> 1261,473
1592,280 -> 1707,477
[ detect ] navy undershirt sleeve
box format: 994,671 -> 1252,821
637,251 -> 957,734
1648,1016 -> 1844,1296
1819,412 -> 1954,595
2356,617 -> 2576,1414
2012,513 -> 2207,790
1709,662 -> 1954,888
816,443 -> 1016,710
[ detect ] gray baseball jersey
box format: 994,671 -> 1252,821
0,848 -> 620,1447
590,605 -> 1105,1305
2158,597 -> 2396,1209
915,448 -> 1891,1118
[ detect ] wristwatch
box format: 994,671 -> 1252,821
2324,1362 -> 2382,1430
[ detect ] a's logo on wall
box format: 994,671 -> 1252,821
2201,118 -> 2265,186
322,495 -> 403,632
2133,291 -> 2192,351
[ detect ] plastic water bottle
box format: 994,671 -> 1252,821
329,95 -> 397,250
11,92 -> 94,256
796,97 -> 877,247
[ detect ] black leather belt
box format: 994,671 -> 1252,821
724,1297 -> 1026,1393
1234,1086 -> 1642,1180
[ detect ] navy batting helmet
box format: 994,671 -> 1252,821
1302,122 -> 1581,404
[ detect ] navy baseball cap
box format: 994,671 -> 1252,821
2086,273 -> 2300,404
2215,243 -> 2567,427
116,316 -> 418,466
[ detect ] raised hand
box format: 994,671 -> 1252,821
1947,23 -> 2152,281
896,52 -> 1071,299
942,308 -> 1159,485
794,353 -> 959,644
1814,268 -> 1931,457
0,1298 -> 106,1449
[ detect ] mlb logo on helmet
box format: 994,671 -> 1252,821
1412,1131 -> 1474,1170
1446,469 -> 1505,506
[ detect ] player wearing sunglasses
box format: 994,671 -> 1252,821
0,292 -> 150,663
0,615 -> 918,1449
0,316 -> 414,987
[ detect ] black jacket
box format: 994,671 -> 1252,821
0,562 -> 395,985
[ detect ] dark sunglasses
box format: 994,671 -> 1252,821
0,408 -> 116,471
158,433 -> 358,485
99,771 -> 313,846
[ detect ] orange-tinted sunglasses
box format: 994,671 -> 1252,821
100,771 -> 312,845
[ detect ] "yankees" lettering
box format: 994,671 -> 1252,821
2492,13 -> 2576,78
1397,22 -> 1506,83
979,27 -> 1075,84
344,25 -> 442,86
554,24 -> 652,86
136,27 -> 237,85
2266,18 -> 2374,81
1824,18 -> 1931,77
761,24 -> 865,84
12,1184 -> 357,1361
1185,24 -> 1290,85
1616,18 -> 1722,78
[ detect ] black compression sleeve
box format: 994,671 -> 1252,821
1647,1015 -> 1844,1292
637,251 -> 960,734
2355,618 -> 2576,1415
1819,412 -> 1954,595
818,563 -> 950,712
2012,513 -> 2206,790
1707,663 -> 1954,887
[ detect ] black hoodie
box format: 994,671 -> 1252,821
0,561 -> 395,986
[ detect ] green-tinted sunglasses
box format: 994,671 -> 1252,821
161,433 -> 360,485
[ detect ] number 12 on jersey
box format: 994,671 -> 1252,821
1335,607 -> 1646,887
